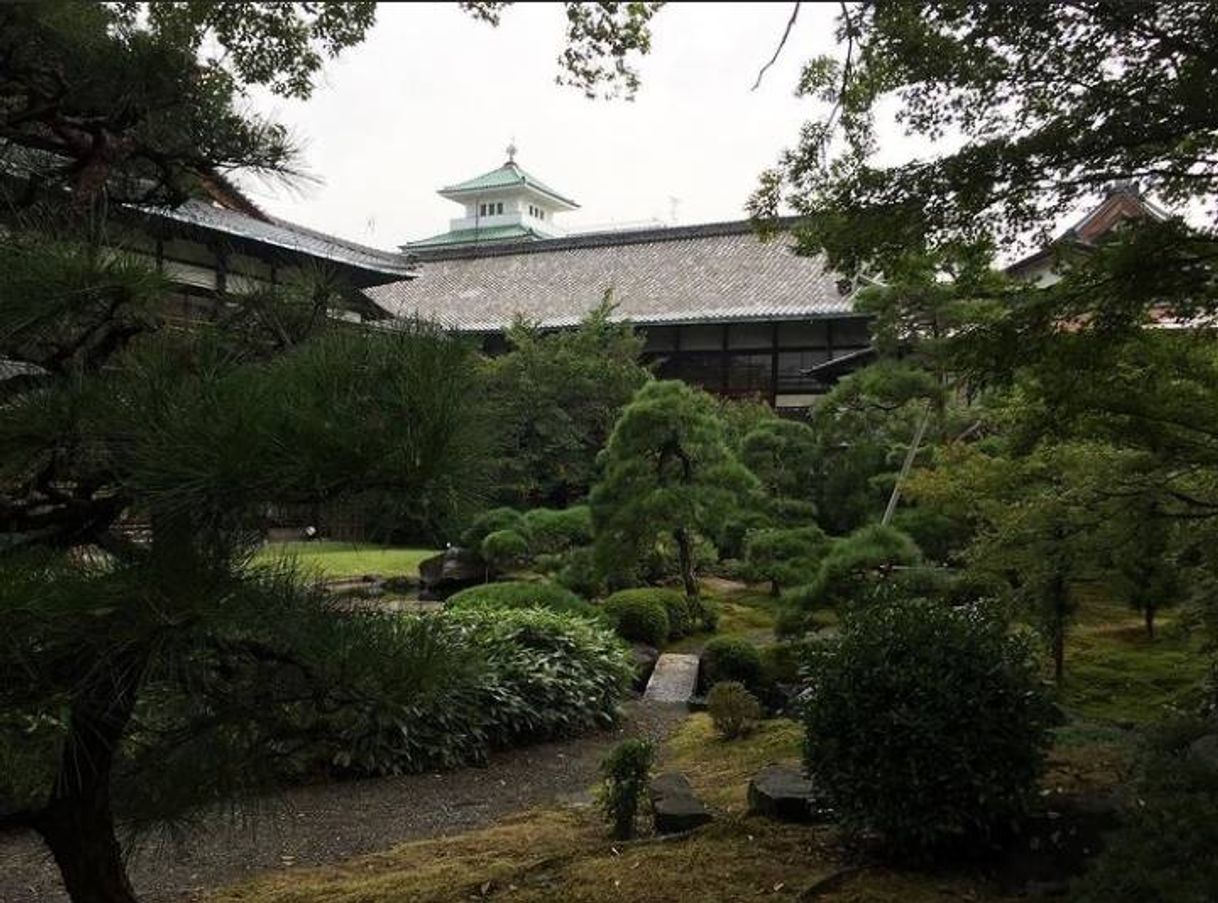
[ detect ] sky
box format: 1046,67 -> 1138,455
241,2 -> 925,251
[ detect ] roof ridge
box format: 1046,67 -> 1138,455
407,216 -> 804,262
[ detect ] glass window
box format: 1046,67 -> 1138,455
660,354 -> 724,391
680,324 -> 723,351
832,318 -> 871,347
726,353 -> 773,393
496,202 -> 504,214
777,320 -> 829,348
727,322 -> 773,350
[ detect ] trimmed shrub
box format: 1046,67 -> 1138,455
603,590 -> 670,647
598,739 -> 655,840
707,681 -> 763,739
479,529 -> 530,571
802,599 -> 1054,856
701,634 -> 763,692
744,525 -> 828,596
462,507 -> 526,547
604,588 -> 694,639
522,505 -> 593,554
555,545 -> 605,598
446,580 -> 599,619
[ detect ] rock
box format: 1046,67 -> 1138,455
418,547 -> 488,600
643,653 -> 700,703
1188,733 -> 1218,769
748,764 -> 833,824
649,771 -> 712,835
381,575 -> 419,595
630,644 -> 660,692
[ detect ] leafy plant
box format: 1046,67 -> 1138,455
701,635 -> 763,693
744,526 -> 828,596
602,589 -> 670,647
445,580 -> 599,619
522,505 -> 593,554
604,588 -> 695,640
462,507 -> 527,548
707,681 -> 763,739
598,739 -> 656,839
480,529 -> 531,572
802,598 -> 1054,856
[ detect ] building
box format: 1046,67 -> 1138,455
371,150 -> 872,408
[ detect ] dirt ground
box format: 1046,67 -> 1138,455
0,702 -> 686,903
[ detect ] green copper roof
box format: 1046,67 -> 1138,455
405,223 -> 544,249
439,161 -> 578,208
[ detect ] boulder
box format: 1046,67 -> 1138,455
748,764 -> 833,824
1188,733 -> 1218,769
649,771 -> 712,834
418,547 -> 488,600
630,644 -> 660,692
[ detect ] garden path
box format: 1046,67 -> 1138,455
0,702 -> 687,903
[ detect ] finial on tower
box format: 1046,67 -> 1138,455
506,139 -> 517,163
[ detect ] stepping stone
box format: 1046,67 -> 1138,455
643,653 -> 700,703
649,772 -> 712,835
748,764 -> 834,824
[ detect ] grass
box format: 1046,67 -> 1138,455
1060,588 -> 1211,725
209,715 -> 1012,903
668,582 -> 783,652
255,542 -> 438,580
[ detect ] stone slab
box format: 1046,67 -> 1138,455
643,653 -> 701,703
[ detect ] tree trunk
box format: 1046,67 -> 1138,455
1052,618 -> 1065,686
770,578 -> 780,597
674,527 -> 698,600
36,789 -> 139,903
1145,605 -> 1156,640
35,649 -> 147,903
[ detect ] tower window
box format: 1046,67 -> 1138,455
496,202 -> 503,214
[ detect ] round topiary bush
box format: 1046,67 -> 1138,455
446,580 -> 599,620
461,507 -> 527,547
802,598 -> 1054,856
603,588 -> 692,640
480,529 -> 530,571
522,506 -> 594,554
602,590 -> 670,647
701,634 -> 763,691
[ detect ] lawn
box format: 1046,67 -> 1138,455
255,541 -> 438,580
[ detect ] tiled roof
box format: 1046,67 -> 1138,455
148,200 -> 416,282
440,161 -> 578,208
406,223 -> 545,249
368,219 -> 857,331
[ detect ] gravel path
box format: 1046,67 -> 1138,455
0,702 -> 687,903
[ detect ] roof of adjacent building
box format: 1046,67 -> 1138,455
405,222 -> 548,250
145,199 -> 416,284
439,160 -> 579,209
367,218 -> 858,332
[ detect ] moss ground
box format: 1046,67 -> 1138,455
255,542 -> 438,580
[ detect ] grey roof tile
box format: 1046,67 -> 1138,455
367,220 -> 855,331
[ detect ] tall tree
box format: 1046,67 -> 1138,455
590,380 -> 756,598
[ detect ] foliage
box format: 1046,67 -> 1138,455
739,418 -> 820,503
591,380 -> 757,597
522,505 -> 594,554
445,580 -> 598,620
707,681 -> 763,740
1072,717 -> 1218,902
597,739 -> 655,840
483,299 -> 650,507
554,545 -> 606,599
743,525 -> 828,596
803,599 -> 1054,856
785,523 -> 921,614
462,506 -> 527,548
601,587 -> 713,643
447,607 -> 633,748
602,589 -> 670,648
701,635 -> 763,694
480,529 -> 531,572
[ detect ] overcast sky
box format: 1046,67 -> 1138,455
242,2 -> 927,250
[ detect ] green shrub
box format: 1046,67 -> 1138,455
707,681 -> 763,739
598,738 -> 655,840
603,590 -> 670,647
604,588 -> 694,639
479,529 -> 530,571
744,525 -> 828,595
446,580 -> 598,619
759,640 -> 811,686
701,634 -> 763,691
461,507 -> 526,547
522,506 -> 593,554
555,545 -> 605,598
451,608 -> 634,747
802,599 -> 1054,856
